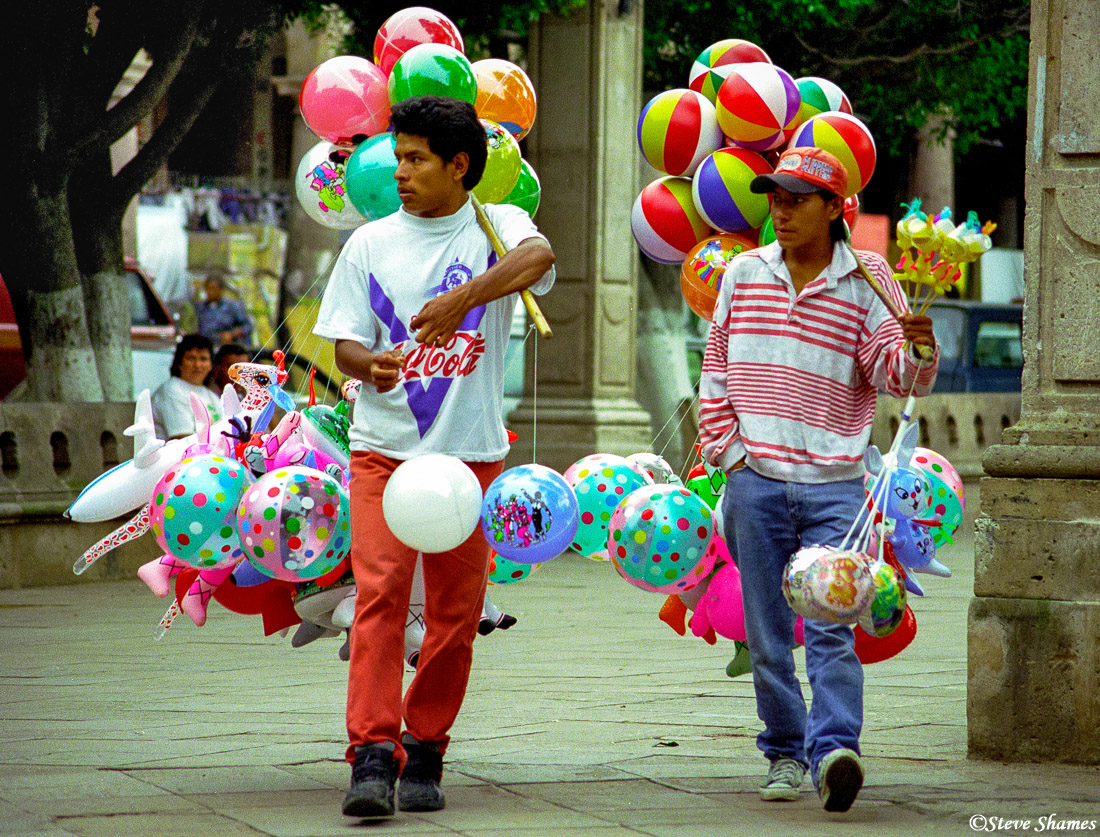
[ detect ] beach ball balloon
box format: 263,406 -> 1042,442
759,214 -> 776,245
502,159 -> 541,218
564,454 -> 653,560
787,111 -> 876,197
489,551 -> 540,585
150,455 -> 253,569
345,133 -> 401,221
472,119 -> 522,204
782,546 -> 875,624
388,43 -> 477,105
680,232 -> 756,321
637,89 -> 723,177
716,63 -> 801,152
237,467 -> 350,582
843,194 -> 860,233
858,561 -> 907,637
382,454 -> 483,553
481,464 -> 579,564
911,447 -> 965,547
473,58 -> 537,140
793,77 -> 852,130
688,39 -> 772,103
295,142 -> 368,231
374,6 -> 464,77
608,484 -> 716,593
631,176 -> 711,264
300,56 -> 391,146
691,147 -> 772,233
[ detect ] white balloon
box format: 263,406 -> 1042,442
295,141 -> 368,230
382,454 -> 483,553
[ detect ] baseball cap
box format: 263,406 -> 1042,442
750,147 -> 849,197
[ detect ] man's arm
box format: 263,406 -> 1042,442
410,238 -> 555,347
335,340 -> 406,394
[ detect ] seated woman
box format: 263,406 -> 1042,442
151,334 -> 223,440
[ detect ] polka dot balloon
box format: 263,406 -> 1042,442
237,467 -> 351,582
150,455 -> 254,569
563,454 -> 653,560
911,447 -> 965,547
607,484 -> 716,593
488,551 -> 540,586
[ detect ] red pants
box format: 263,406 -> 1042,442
345,450 -> 503,766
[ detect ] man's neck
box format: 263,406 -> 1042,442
782,240 -> 835,293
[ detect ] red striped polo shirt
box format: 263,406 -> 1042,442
699,241 -> 938,484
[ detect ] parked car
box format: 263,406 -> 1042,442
0,258 -> 180,399
925,300 -> 1023,392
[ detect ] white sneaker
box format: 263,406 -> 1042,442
818,748 -> 863,812
760,758 -> 805,801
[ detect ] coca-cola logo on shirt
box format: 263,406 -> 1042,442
400,332 -> 486,382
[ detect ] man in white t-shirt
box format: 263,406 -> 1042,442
313,95 -> 555,820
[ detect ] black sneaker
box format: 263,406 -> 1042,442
398,735 -> 445,812
818,748 -> 864,813
342,743 -> 398,818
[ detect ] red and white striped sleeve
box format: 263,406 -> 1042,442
698,263 -> 745,469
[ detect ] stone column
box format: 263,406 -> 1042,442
967,0 -> 1100,764
508,0 -> 652,471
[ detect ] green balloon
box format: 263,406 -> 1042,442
345,133 -> 401,221
759,214 -> 776,246
502,159 -> 541,218
388,43 -> 477,105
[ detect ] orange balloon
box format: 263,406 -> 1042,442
680,232 -> 757,320
472,58 -> 537,140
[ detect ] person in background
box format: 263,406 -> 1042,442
151,334 -> 223,440
195,271 -> 253,347
211,342 -> 251,396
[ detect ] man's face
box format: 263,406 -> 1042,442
393,133 -> 468,218
769,187 -> 843,252
204,280 -> 224,303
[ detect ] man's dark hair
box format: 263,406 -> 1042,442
390,95 -> 487,190
818,190 -> 848,243
170,333 -> 214,381
214,342 -> 249,366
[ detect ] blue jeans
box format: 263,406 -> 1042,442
721,467 -> 865,783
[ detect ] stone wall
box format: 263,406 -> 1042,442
0,403 -> 159,589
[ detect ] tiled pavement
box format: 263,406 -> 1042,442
3,481 -> 1100,836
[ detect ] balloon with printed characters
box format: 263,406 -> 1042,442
782,545 -> 875,624
374,6 -> 464,76
480,464 -> 579,565
150,454 -> 254,570
564,454 -> 653,560
472,119 -> 522,204
237,467 -> 350,582
680,232 -> 757,321
608,484 -> 716,593
295,142 -> 367,231
857,561 -> 907,637
299,56 -> 391,146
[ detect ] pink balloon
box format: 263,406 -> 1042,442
689,537 -> 747,641
300,56 -> 391,145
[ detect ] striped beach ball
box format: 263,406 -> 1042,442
787,111 -> 876,198
691,147 -> 772,233
794,77 -> 853,127
637,89 -> 724,177
631,177 -> 711,264
688,39 -> 772,103
716,63 -> 801,152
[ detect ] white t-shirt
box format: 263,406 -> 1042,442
313,199 -> 554,461
150,376 -> 223,439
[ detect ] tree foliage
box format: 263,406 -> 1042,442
643,0 -> 1030,158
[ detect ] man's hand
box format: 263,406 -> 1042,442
899,313 -> 936,350
369,348 -> 406,393
410,284 -> 471,347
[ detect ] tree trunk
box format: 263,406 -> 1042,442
82,269 -> 133,401
26,285 -> 105,402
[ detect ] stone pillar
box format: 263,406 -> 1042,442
967,0 -> 1100,764
508,0 -> 652,471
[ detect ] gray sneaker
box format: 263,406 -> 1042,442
760,758 -> 806,801
817,748 -> 863,812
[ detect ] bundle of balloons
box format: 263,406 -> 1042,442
893,199 -> 997,313
632,38 -> 872,320
295,6 -> 542,231
68,354 -> 363,637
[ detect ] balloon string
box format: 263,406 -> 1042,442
531,323 -> 538,465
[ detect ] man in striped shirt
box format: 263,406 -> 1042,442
699,147 -> 938,812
